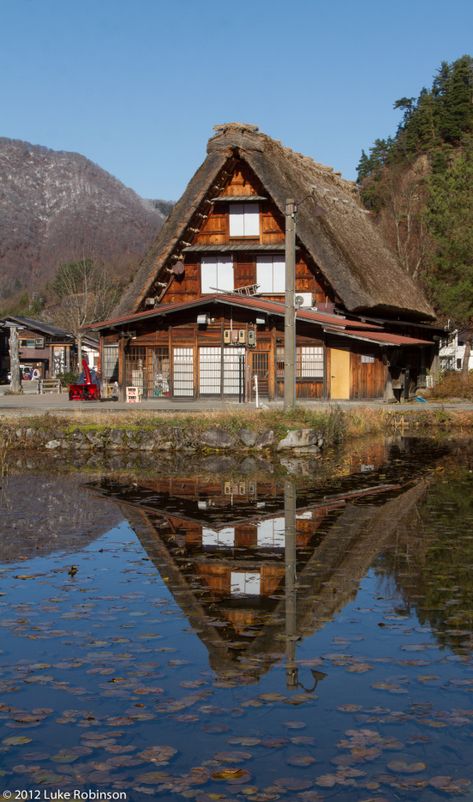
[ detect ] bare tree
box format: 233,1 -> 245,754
51,259 -> 120,370
377,158 -> 431,281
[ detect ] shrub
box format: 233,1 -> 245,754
56,371 -> 79,388
430,371 -> 473,401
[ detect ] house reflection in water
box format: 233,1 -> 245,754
95,466 -> 428,685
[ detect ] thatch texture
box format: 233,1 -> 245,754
114,123 -> 434,321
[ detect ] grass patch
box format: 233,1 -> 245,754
2,405 -> 473,452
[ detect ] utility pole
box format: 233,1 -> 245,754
284,199 -> 296,410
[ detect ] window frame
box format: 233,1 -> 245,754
256,255 -> 285,294
277,345 -> 324,381
228,202 -> 260,238
200,256 -> 234,294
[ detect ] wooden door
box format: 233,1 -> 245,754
330,348 -> 350,399
251,351 -> 269,397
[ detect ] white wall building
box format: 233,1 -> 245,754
439,331 -> 473,372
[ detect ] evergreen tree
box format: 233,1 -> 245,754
439,56 -> 473,144
426,137 -> 473,367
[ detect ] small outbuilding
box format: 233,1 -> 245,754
0,316 -> 99,382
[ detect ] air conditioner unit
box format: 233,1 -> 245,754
294,293 -> 313,308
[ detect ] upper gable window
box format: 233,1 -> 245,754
229,203 -> 260,237
256,255 -> 285,293
201,256 -> 234,293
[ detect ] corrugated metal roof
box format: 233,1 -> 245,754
183,243 -> 288,252
324,328 -> 432,346
89,294 -> 382,332
1,315 -> 73,339
211,195 -> 267,202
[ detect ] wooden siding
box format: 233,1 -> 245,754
350,352 -> 386,399
101,305 -> 390,401
155,159 -> 334,307
219,162 -> 264,197
161,254 -> 328,305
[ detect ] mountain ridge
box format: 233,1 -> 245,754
0,136 -> 168,306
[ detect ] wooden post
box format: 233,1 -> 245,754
76,332 -> 83,374
118,334 -> 126,402
9,325 -> 22,394
322,338 -> 328,400
284,200 -> 296,410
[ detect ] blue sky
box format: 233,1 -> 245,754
1,0 -> 472,199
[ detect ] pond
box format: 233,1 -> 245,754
1,436 -> 473,801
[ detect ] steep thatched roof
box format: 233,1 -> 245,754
115,123 -> 434,321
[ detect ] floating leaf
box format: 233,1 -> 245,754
211,768 -> 251,783
274,776 -> 314,790
429,776 -> 472,793
346,663 -> 373,673
315,774 -> 338,787
3,735 -> 32,745
227,737 -> 261,747
138,745 -> 178,765
214,751 -> 252,763
136,770 -> 172,784
286,754 -> 317,767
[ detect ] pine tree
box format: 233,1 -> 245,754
439,56 -> 473,144
426,137 -> 473,366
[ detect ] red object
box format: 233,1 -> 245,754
69,358 -> 101,401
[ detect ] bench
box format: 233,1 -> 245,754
38,378 -> 62,394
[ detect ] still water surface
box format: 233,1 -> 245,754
1,437 -> 473,801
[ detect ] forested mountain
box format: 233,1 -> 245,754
0,138 -> 167,312
357,56 -> 473,350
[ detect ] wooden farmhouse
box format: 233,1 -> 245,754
0,316 -> 99,382
90,123 -> 439,402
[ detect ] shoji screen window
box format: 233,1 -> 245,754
201,256 -> 234,293
229,203 -> 260,237
256,255 -> 285,293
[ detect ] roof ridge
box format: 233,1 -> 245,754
209,122 -> 356,194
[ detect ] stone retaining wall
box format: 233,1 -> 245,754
4,425 -> 325,456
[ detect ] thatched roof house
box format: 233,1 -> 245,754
116,122 -> 434,321
93,124 -> 438,402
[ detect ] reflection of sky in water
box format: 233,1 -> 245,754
0,443 -> 472,799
